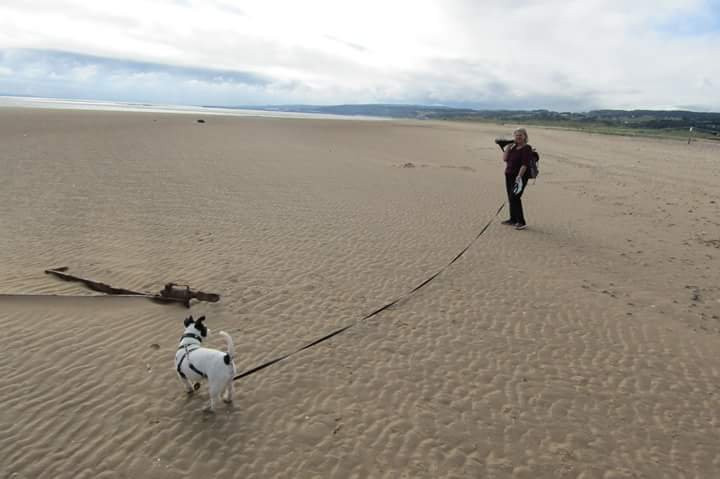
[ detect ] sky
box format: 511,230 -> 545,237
0,0 -> 719,112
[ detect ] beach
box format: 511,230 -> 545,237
1,107 -> 719,478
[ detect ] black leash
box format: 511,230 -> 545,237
233,203 -> 506,381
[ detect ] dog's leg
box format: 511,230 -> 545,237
176,371 -> 195,394
204,382 -> 222,413
223,379 -> 234,404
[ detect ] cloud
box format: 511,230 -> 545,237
0,0 -> 718,110
0,49 -> 274,104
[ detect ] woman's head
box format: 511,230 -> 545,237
513,128 -> 528,146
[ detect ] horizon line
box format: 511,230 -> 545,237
2,94 -> 718,115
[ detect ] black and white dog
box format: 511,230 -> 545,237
175,315 -> 236,412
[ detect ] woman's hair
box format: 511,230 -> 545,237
513,128 -> 528,141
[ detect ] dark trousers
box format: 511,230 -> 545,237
505,174 -> 526,225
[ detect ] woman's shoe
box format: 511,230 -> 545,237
515,223 -> 528,230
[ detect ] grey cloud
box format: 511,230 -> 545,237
0,48 -> 280,104
370,57 -> 612,111
1,48 -> 270,85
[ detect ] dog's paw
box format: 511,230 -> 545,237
223,397 -> 233,404
202,405 -> 215,414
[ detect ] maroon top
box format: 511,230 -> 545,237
504,145 -> 533,177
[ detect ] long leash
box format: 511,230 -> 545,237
233,203 -> 506,382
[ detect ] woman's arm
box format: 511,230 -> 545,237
503,144 -> 512,162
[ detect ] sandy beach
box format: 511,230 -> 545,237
1,107 -> 719,478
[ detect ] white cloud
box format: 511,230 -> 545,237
0,0 -> 718,110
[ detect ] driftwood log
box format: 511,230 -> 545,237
159,283 -> 220,307
44,267 -> 220,307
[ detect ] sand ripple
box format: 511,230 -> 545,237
2,110 -> 719,478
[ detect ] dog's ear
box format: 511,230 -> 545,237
195,316 -> 208,337
184,315 -> 195,327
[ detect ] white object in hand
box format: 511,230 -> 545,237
513,177 -> 524,195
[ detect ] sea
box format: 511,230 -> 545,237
0,95 -> 385,121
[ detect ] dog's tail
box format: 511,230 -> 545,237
218,331 -> 235,365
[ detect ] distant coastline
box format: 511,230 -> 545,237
2,95 -> 718,140
209,104 -> 720,140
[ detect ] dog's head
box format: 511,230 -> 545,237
183,315 -> 208,338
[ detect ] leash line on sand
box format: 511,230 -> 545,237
233,203 -> 506,381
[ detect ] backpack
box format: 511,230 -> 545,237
527,146 -> 540,180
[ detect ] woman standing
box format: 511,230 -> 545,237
501,127 -> 533,230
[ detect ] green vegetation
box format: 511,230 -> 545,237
432,109 -> 720,141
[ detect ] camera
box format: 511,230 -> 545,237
494,138 -> 515,151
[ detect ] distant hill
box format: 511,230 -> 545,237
207,104 -> 720,137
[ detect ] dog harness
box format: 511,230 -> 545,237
176,335 -> 207,379
181,333 -> 204,342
